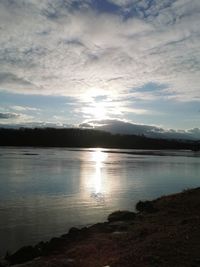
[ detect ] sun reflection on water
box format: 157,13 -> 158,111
91,148 -> 107,200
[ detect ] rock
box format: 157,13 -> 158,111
90,223 -> 113,233
66,227 -> 83,241
42,237 -> 66,255
0,258 -> 9,267
35,241 -> 45,252
107,210 -> 136,222
136,201 -> 157,213
68,227 -> 80,235
138,228 -> 149,238
8,246 -> 40,265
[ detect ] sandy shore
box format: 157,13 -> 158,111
2,187 -> 200,267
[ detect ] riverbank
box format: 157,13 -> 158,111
2,187 -> 200,267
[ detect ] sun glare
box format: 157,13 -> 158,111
93,103 -> 107,120
92,148 -> 107,166
82,102 -> 108,120
91,149 -> 107,195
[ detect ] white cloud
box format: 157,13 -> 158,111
107,0 -> 138,7
0,0 -> 199,104
11,106 -> 40,112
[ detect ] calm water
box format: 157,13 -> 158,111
0,147 -> 200,255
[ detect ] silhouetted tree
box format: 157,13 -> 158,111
0,127 -> 198,150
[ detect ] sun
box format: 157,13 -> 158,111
93,103 -> 107,120
82,88 -> 110,120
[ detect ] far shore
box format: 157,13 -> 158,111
1,187 -> 200,267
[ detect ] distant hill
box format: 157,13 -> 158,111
80,119 -> 200,141
0,127 -> 199,150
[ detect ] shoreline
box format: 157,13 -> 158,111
2,187 -> 200,266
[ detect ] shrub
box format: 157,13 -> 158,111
108,210 -> 136,222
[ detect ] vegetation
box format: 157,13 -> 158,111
107,211 -> 136,222
135,200 -> 157,213
0,127 -> 199,150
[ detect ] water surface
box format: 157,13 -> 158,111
0,147 -> 200,255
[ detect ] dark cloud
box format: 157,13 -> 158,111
90,0 -> 120,13
135,82 -> 167,92
0,112 -> 20,119
0,72 -> 32,86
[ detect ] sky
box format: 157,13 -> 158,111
0,0 -> 199,138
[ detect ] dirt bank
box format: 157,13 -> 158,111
2,187 -> 200,267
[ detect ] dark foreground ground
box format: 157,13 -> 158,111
1,187 -> 200,267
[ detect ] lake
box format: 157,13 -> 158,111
0,147 -> 200,255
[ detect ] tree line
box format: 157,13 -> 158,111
0,127 -> 199,150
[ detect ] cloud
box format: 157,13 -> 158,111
0,0 -> 199,133
106,0 -> 137,7
11,105 -> 40,112
0,112 -> 20,119
0,0 -> 199,103
0,121 -> 73,129
0,110 -> 34,123
80,119 -> 200,140
0,72 -> 34,90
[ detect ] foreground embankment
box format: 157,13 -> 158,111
1,187 -> 200,267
